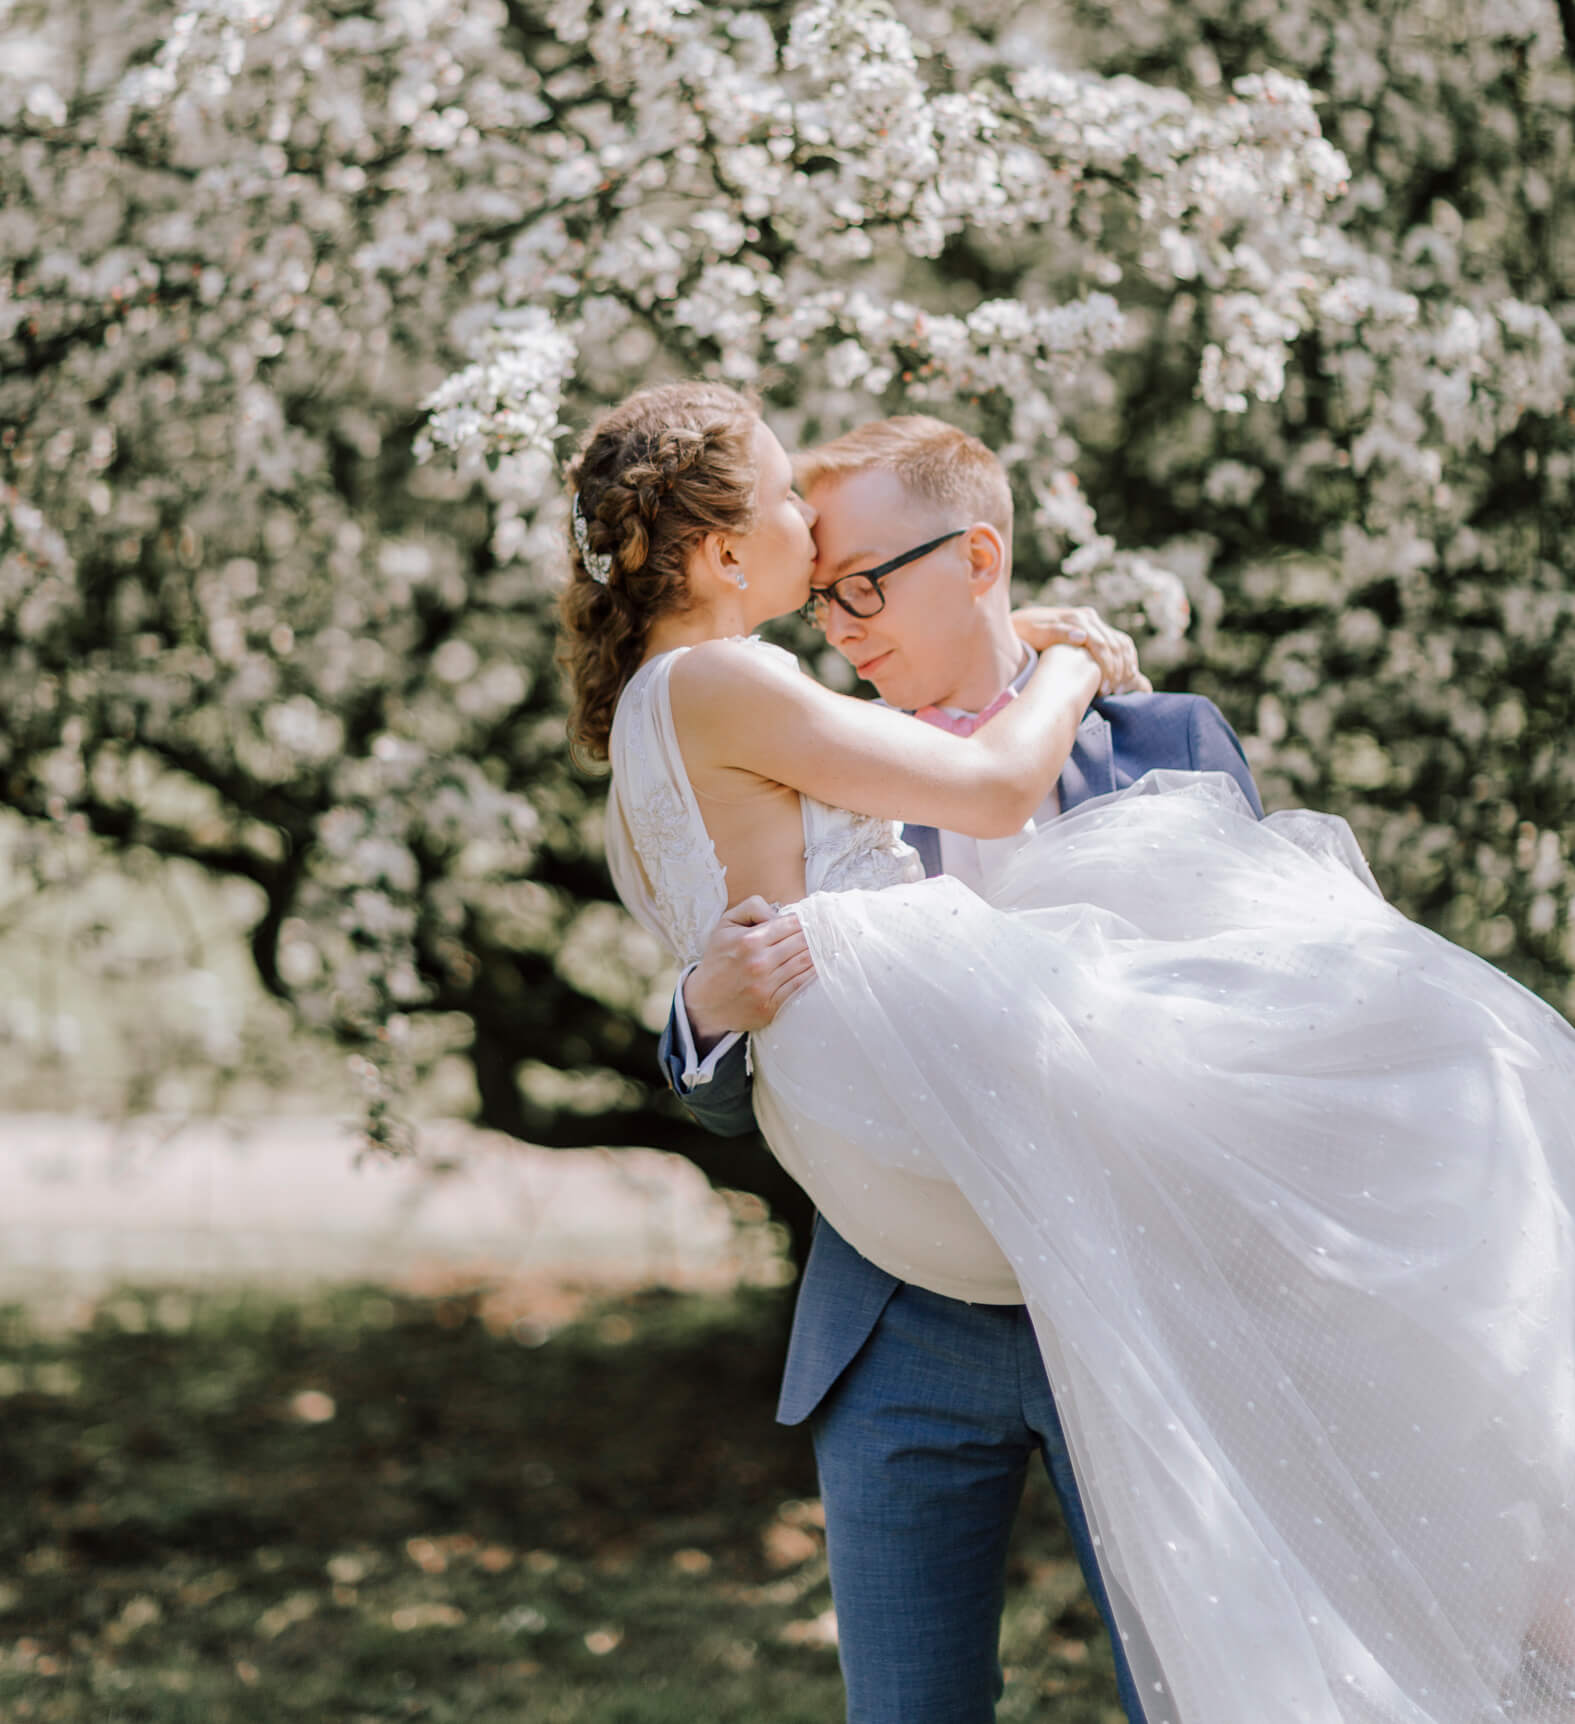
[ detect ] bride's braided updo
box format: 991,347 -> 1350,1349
559,382 -> 760,762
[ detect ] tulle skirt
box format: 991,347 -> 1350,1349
755,771 -> 1575,1724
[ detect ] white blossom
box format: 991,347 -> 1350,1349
416,310 -> 579,463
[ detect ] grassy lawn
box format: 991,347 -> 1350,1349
0,1284 -> 1124,1723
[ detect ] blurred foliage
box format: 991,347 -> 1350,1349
1046,0 -> 1575,1010
0,810 -> 370,1117
0,1284 -> 1120,1721
0,0 -> 1571,1241
0,808 -> 480,1119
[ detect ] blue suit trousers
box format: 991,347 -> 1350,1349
812,1284 -> 1145,1724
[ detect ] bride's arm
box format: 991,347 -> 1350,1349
669,637 -> 1101,839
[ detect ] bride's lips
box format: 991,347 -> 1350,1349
855,650 -> 894,679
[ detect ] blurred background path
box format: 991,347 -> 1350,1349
0,1114 -> 772,1328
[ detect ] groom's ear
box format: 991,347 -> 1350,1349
964,524 -> 1009,600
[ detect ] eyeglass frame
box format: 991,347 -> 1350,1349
800,527 -> 969,627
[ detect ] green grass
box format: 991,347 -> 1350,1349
0,1285 -> 1124,1722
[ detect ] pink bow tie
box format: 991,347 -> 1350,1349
913,685 -> 1018,736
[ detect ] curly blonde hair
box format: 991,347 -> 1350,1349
558,382 -> 761,762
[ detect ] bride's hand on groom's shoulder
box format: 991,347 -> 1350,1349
1010,605 -> 1152,698
683,897 -> 816,1044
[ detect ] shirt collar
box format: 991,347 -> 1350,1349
929,644 -> 1037,722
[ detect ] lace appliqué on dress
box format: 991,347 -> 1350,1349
613,668 -> 728,965
803,801 -> 924,895
626,781 -> 723,965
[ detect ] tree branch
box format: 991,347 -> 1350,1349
1,789 -> 283,891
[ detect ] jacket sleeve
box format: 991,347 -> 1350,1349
1187,698 -> 1265,818
657,998 -> 758,1138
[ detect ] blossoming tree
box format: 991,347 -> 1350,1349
2,0 -> 1570,1234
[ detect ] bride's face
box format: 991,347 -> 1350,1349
726,420 -> 818,615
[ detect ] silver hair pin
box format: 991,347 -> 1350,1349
571,493 -> 613,586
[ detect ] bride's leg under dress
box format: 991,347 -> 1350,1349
753,779 -> 1575,1724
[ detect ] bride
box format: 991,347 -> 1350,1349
560,379 -> 1575,1724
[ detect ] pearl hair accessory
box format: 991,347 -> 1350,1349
571,493 -> 612,585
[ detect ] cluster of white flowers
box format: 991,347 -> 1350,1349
767,288 -> 1126,401
672,262 -> 778,381
1199,291 -> 1308,413
116,0 -> 280,107
415,310 -> 581,466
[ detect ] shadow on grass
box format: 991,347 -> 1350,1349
0,1285 -> 1123,1723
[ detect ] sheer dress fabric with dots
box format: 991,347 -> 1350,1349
606,639 -> 1575,1724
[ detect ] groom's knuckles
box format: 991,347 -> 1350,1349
744,929 -> 812,1018
770,941 -> 812,981
734,931 -> 778,999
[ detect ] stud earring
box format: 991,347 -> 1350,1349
735,574 -> 749,590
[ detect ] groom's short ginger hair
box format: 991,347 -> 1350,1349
794,416 -> 1014,539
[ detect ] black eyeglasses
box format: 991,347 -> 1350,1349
801,528 -> 967,628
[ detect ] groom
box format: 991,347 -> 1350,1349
658,415 -> 1264,1724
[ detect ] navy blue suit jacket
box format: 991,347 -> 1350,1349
658,692 -> 1263,1424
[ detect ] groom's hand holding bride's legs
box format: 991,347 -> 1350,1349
682,896 -> 816,1049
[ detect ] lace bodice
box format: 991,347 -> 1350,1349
604,639 -> 922,964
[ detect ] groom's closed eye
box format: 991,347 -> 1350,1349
803,528 -> 968,626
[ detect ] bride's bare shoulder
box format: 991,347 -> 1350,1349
668,636 -> 800,704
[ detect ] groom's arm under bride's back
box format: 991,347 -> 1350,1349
659,690 -> 1264,1136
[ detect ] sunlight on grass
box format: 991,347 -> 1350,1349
0,1285 -> 1122,1722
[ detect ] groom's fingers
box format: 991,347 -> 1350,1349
767,939 -> 816,989
763,943 -> 817,1016
686,901 -> 810,1036
1066,608 -> 1140,692
709,907 -> 812,1028
723,894 -> 780,929
749,920 -> 811,991
771,960 -> 818,1012
741,910 -> 807,960
745,924 -> 813,1020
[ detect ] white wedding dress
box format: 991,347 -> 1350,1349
606,640 -> 1575,1724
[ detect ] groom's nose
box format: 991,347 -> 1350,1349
822,601 -> 867,653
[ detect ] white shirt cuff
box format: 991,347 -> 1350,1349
673,962 -> 745,1089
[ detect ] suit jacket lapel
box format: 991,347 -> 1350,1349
901,697 -> 1111,870
901,822 -> 944,879
1057,710 -> 1115,811
904,713 -> 1112,865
